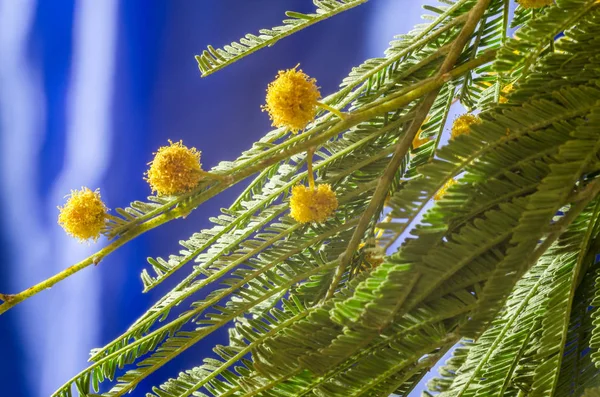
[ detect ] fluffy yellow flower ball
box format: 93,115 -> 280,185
517,0 -> 554,8
263,66 -> 321,133
290,184 -> 338,223
58,187 -> 107,242
451,114 -> 481,139
146,140 -> 203,196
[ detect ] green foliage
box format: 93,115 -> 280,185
196,0 -> 368,77
3,0 -> 600,396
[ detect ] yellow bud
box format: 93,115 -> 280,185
451,114 -> 481,139
146,140 -> 203,196
262,66 -> 321,133
58,187 -> 107,242
290,184 -> 338,223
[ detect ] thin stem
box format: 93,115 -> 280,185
91,258 -> 347,397
495,0 -> 510,104
352,48 -> 496,118
90,122 -> 407,362
1,0 -> 486,316
325,0 -> 493,300
316,101 -> 346,120
0,293 -> 12,303
69,190 -> 375,388
383,85 -> 455,251
198,169 -> 232,182
325,98 -> 434,300
307,147 -> 316,189
451,261 -> 553,396
459,7 -> 488,110
349,333 -> 461,397
519,1 -> 596,79
531,179 -> 600,262
322,2 -> 471,105
376,340 -> 457,397
0,211 -> 171,315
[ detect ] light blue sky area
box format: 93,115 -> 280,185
367,0 -> 432,57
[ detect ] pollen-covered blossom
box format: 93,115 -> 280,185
517,0 -> 554,8
451,114 -> 481,139
146,140 -> 203,196
58,187 -> 107,242
290,184 -> 338,223
434,179 -> 457,201
263,66 -> 321,133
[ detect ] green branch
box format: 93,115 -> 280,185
196,0 -> 369,77
0,48 -> 496,316
325,0 -> 494,299
90,182 -> 377,362
102,258 -> 344,397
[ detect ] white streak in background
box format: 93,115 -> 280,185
0,0 -> 49,392
42,0 -> 118,395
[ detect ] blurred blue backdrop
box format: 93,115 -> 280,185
0,1 -> 431,396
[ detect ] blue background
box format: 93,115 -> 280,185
0,1 -> 431,396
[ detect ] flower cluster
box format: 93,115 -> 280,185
58,188 -> 108,242
290,184 -> 338,223
59,140 -> 207,242
59,66 -> 336,242
59,60 -> 488,242
451,114 -> 481,139
262,67 -> 342,222
263,67 -> 321,133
